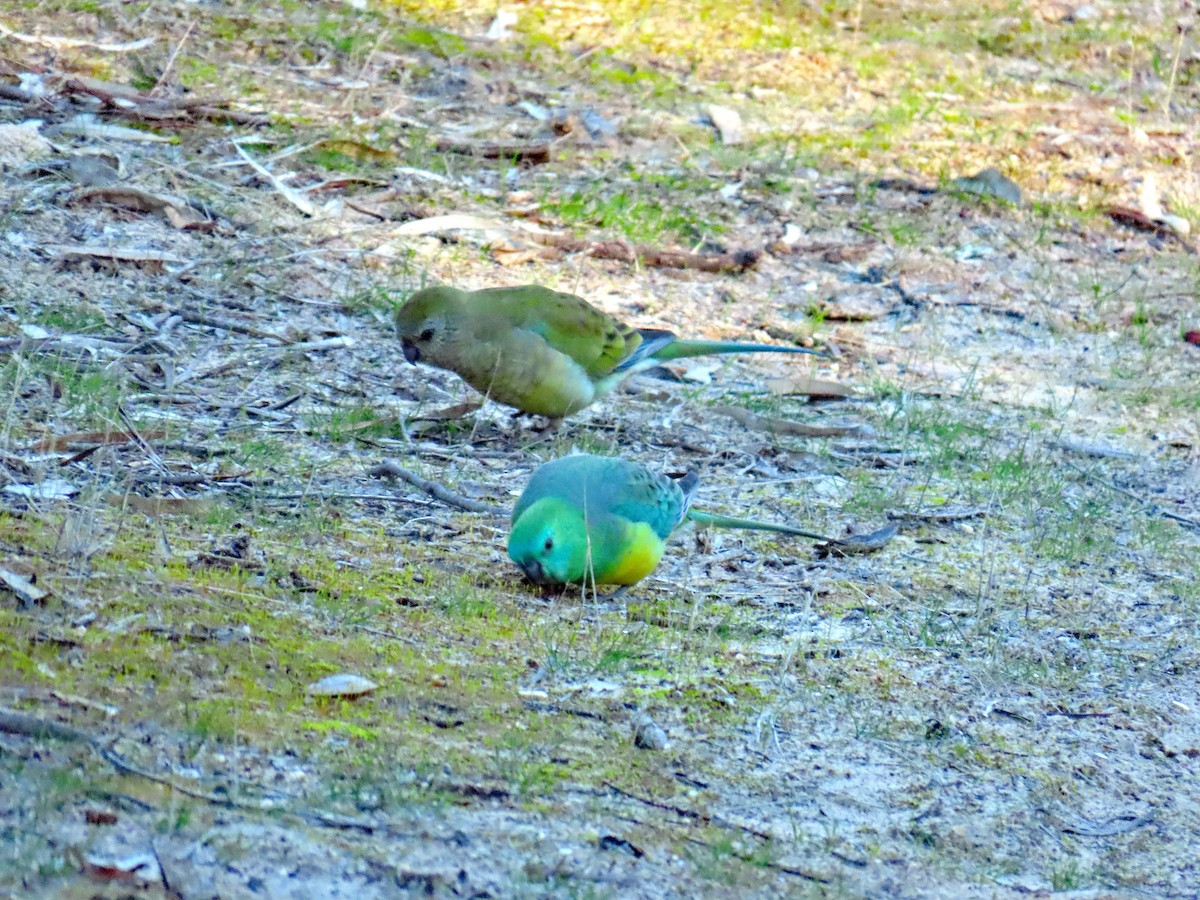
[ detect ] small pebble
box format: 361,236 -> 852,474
633,714 -> 670,751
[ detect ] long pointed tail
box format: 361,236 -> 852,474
686,510 -> 838,543
653,339 -> 824,361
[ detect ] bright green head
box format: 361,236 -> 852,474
508,497 -> 590,586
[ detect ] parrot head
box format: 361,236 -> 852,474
393,286 -> 464,365
508,498 -> 590,586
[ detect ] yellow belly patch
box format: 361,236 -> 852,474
595,522 -> 666,586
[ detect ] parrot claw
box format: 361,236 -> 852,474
596,586 -> 630,603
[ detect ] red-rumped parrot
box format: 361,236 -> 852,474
394,285 -> 820,418
508,454 -> 834,588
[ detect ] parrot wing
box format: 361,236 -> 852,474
480,285 -> 651,379
514,456 -> 689,540
605,462 -> 693,540
611,328 -> 678,373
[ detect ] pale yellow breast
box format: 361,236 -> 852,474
451,331 -> 597,416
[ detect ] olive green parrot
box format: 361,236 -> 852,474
394,285 -> 821,418
507,454 -> 836,589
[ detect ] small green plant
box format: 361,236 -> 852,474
307,405 -> 406,442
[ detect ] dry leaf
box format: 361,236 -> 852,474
706,104 -> 744,145
0,566 -> 48,605
395,213 -> 512,237
313,138 -> 396,164
766,377 -> 857,399
307,673 -> 379,699
493,248 -> 546,266
3,479 -> 78,500
73,185 -> 177,214
163,203 -> 214,231
52,113 -> 174,143
433,138 -> 550,165
0,121 -> 51,168
81,851 -> 161,885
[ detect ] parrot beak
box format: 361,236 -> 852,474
401,339 -> 420,364
517,559 -> 547,585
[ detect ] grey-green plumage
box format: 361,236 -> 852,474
394,285 -> 822,418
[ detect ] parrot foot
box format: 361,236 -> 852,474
595,586 -> 630,603
505,408 -> 562,430
530,415 -> 564,435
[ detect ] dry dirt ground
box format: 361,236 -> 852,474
1,2 -> 1199,898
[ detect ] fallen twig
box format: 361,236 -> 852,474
1064,460 -> 1200,531
586,240 -> 760,273
130,471 -> 251,486
682,836 -> 832,883
176,309 -> 288,342
815,522 -> 900,557
1051,437 -> 1138,460
369,461 -> 506,517
152,20 -> 196,95
50,244 -> 184,269
1060,814 -> 1155,837
434,137 -> 551,165
602,780 -> 773,841
59,78 -> 267,127
29,429 -> 167,453
1,707 -> 267,806
713,405 -> 870,438
232,140 -> 317,216
887,507 -> 986,523
0,708 -> 89,743
0,21 -> 154,52
1,706 -> 512,844
1107,206 -> 1196,253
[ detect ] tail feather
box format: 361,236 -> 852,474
652,338 -> 823,362
686,509 -> 837,543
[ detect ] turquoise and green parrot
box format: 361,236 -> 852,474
507,454 -> 835,588
394,285 -> 821,419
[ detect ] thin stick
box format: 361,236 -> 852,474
153,20 -> 196,94
0,707 -> 265,808
1065,460 -> 1200,530
369,460 -> 506,517
231,140 -> 317,216
0,20 -> 154,52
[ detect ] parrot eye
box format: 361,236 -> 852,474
543,537 -> 554,552
418,327 -> 435,342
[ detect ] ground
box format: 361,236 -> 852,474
1,1 -> 1199,897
